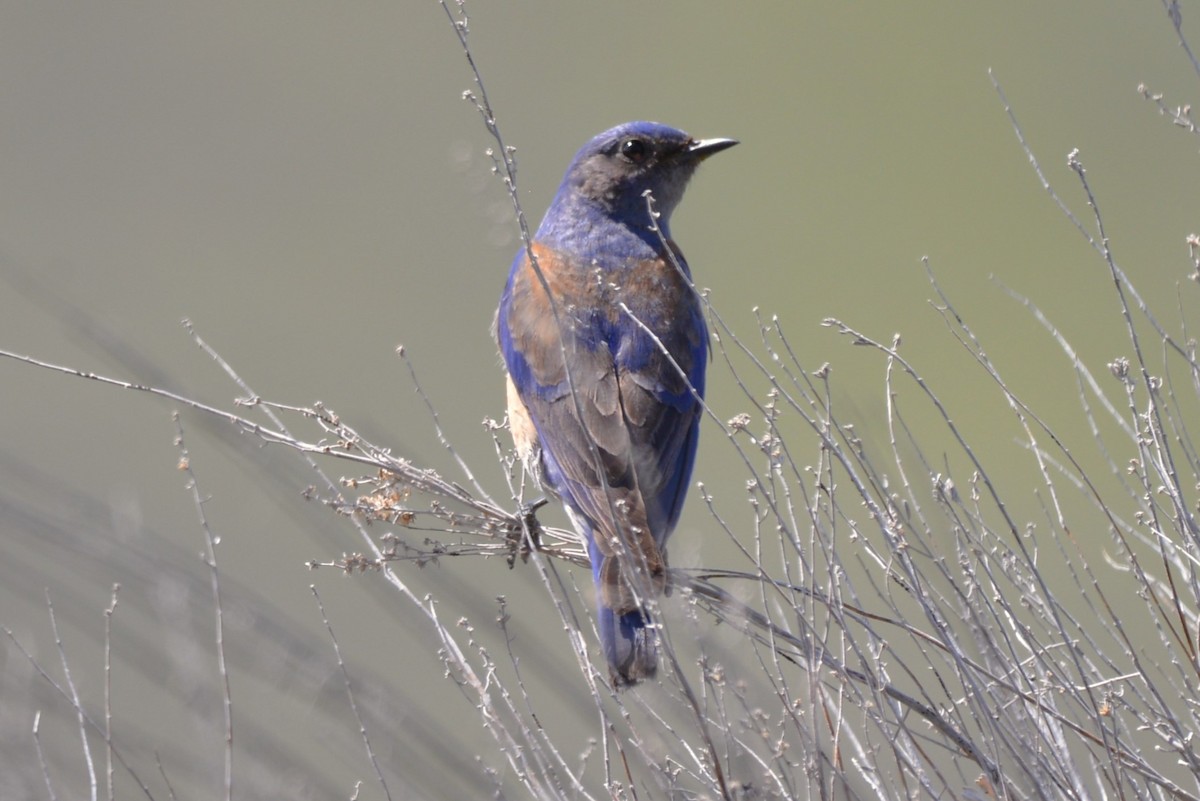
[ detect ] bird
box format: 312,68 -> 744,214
496,121 -> 736,685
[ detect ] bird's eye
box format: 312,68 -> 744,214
619,138 -> 649,163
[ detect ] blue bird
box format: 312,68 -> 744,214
496,122 -> 736,685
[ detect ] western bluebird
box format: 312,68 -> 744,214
496,121 -> 736,685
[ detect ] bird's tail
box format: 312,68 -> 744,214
596,597 -> 657,686
588,534 -> 664,686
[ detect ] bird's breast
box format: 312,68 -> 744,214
503,241 -> 705,395
514,242 -> 695,330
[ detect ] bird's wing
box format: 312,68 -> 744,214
498,244 -> 706,612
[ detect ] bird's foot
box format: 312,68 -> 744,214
507,497 -> 548,567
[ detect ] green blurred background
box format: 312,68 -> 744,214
2,2 -> 1197,798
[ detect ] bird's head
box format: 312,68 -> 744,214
553,121 -> 737,230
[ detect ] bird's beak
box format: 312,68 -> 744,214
687,137 -> 739,161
